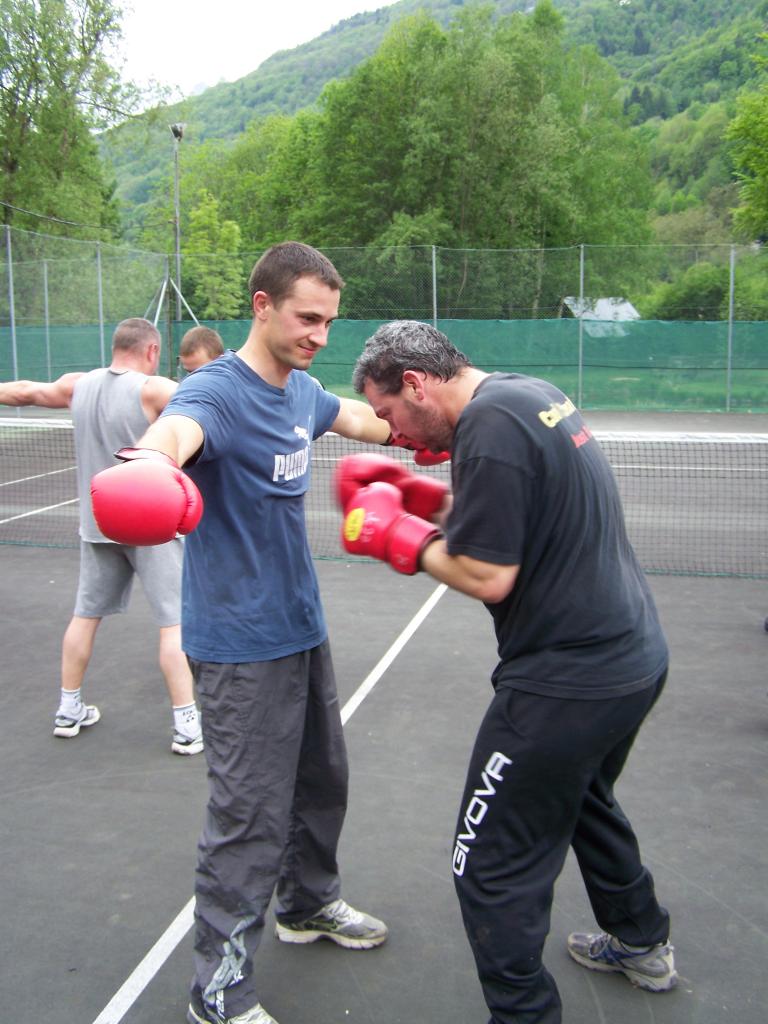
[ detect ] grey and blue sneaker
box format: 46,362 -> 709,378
53,703 -> 101,738
567,930 -> 677,991
275,898 -> 388,949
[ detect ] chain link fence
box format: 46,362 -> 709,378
1,227 -> 767,410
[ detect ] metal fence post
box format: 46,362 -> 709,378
578,243 -> 585,408
726,245 -> 735,412
5,225 -> 18,381
431,245 -> 438,327
96,242 -> 105,366
43,259 -> 51,380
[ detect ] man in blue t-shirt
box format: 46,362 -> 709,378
342,320 -> 676,1024
91,243 -> 396,1024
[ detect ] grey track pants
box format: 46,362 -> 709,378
189,641 -> 349,1018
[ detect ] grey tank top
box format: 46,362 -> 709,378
71,368 -> 150,541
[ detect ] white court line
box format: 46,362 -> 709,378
91,900 -> 196,1024
340,583 -> 447,724
0,465 -> 76,487
0,497 -> 78,525
90,582 -> 448,1024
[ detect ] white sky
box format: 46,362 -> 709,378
117,0 -> 397,101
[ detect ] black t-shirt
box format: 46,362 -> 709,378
445,373 -> 668,699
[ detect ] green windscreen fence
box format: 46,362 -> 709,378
2,318 -> 767,411
297,318 -> 768,412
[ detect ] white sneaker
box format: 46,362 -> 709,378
53,704 -> 101,738
171,729 -> 204,755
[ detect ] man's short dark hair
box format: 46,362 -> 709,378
247,242 -> 344,306
112,317 -> 161,353
179,326 -> 225,360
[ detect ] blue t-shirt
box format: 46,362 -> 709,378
163,351 -> 341,662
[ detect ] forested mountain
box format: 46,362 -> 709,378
102,0 -> 768,243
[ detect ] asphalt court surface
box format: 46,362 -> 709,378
1,409 -> 767,1023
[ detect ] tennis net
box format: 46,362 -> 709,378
1,416 -> 766,578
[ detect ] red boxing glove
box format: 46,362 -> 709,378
384,433 -> 451,467
341,481 -> 441,575
414,449 -> 451,466
334,453 -> 447,520
91,448 -> 203,545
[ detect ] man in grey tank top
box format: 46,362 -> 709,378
0,317 -> 209,755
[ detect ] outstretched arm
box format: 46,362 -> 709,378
133,413 -> 206,468
330,396 -> 391,445
0,373 -> 82,409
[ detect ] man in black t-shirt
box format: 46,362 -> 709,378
341,321 -> 677,1024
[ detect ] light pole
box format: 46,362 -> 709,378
170,122 -> 185,321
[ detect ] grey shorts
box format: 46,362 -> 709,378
74,539 -> 183,626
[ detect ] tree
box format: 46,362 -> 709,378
181,0 -> 653,318
638,262 -> 728,320
184,191 -> 246,319
0,0 -> 133,237
727,40 -> 768,240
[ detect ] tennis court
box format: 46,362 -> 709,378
0,411 -> 766,1023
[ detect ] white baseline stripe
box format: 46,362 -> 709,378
89,582 -> 448,1024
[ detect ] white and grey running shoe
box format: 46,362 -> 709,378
276,897 -> 388,949
171,730 -> 204,756
187,997 -> 278,1024
53,704 -> 101,738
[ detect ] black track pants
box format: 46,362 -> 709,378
452,672 -> 669,1024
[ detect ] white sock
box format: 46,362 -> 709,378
59,688 -> 82,717
173,703 -> 200,737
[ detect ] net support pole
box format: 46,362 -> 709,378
169,278 -> 199,324
577,244 -> 585,408
96,242 -> 106,367
5,225 -> 18,382
431,245 -> 438,328
726,245 -> 735,412
43,260 -> 51,381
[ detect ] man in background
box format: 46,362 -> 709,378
0,317 -> 203,755
178,325 -> 225,375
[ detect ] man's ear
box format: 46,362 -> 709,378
402,368 -> 427,399
252,291 -> 271,318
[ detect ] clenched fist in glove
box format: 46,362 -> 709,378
413,449 -> 451,466
91,447 -> 203,545
341,481 -> 442,575
335,453 -> 448,522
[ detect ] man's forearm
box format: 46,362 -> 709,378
0,374 -> 77,408
420,539 -> 519,604
0,380 -> 50,406
134,414 -> 204,467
